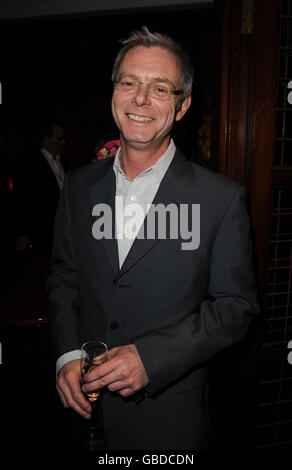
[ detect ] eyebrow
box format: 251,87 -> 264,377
117,73 -> 177,89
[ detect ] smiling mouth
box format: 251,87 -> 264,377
127,113 -> 154,123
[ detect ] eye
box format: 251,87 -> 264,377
124,80 -> 133,87
153,84 -> 169,97
119,78 -> 135,90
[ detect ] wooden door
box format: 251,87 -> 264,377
214,0 -> 292,449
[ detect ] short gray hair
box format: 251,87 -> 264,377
112,26 -> 194,108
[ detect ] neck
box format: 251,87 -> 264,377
120,137 -> 170,180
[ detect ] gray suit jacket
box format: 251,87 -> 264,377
47,148 -> 259,449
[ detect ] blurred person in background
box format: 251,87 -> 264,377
13,120 -> 67,257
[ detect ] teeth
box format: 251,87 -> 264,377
128,114 -> 153,122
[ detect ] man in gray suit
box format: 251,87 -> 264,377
47,27 -> 259,450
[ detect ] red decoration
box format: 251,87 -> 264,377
94,140 -> 120,161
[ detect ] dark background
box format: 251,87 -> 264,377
0,5 -> 253,453
0,5 -> 217,254
1,7 -> 216,167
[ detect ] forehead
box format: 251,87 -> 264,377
119,46 -> 180,82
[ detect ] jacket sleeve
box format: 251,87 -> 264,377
46,172 -> 81,360
133,186 -> 259,395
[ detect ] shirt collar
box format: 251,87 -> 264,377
113,139 -> 176,183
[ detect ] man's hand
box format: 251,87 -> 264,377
82,344 -> 150,398
56,359 -> 92,419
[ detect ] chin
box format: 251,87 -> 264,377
122,132 -> 154,146
124,139 -> 151,149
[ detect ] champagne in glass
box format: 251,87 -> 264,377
80,340 -> 108,451
81,351 -> 107,400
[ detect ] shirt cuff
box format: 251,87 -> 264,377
56,350 -> 82,377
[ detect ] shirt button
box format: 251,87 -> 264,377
130,195 -> 136,201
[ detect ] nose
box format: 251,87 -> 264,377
134,83 -> 151,106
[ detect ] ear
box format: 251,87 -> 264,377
175,95 -> 192,122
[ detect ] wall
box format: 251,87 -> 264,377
0,0 -> 213,20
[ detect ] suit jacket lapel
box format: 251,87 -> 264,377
88,150 -> 196,278
119,149 -> 196,277
89,160 -> 119,274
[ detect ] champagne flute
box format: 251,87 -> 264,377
80,340 -> 108,451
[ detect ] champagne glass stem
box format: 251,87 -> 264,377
89,400 -> 98,431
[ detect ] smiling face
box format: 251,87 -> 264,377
111,46 -> 191,155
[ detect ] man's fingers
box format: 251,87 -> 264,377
107,380 -> 130,393
82,345 -> 149,396
84,361 -> 115,383
57,360 -> 92,419
82,370 -> 120,393
82,374 -> 138,396
56,382 -> 69,408
119,387 -> 135,398
60,379 -> 92,419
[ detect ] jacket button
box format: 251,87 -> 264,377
109,321 -> 124,330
